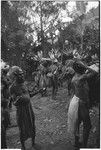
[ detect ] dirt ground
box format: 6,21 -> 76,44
6,85 -> 100,150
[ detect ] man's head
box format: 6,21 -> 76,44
73,61 -> 87,74
2,64 -> 10,75
7,66 -> 24,83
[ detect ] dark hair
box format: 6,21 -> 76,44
16,73 -> 24,83
73,61 -> 86,74
10,66 -> 24,83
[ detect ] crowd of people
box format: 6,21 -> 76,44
1,51 -> 100,150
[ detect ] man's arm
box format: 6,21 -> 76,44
79,67 -> 97,81
86,67 -> 98,78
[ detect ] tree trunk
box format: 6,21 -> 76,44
40,2 -> 45,57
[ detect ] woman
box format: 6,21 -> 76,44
67,61 -> 96,149
8,66 -> 36,150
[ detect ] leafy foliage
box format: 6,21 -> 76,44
1,1 -> 99,72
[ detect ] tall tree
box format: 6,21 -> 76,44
19,1 -> 69,56
1,1 -> 31,65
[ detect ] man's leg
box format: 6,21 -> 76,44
54,76 -> 58,95
52,77 -> 55,99
1,125 -> 7,149
20,137 -> 26,150
32,125 -> 36,146
9,97 -> 13,109
68,79 -> 71,95
79,102 -> 92,148
74,119 -> 81,149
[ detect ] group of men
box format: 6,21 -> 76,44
32,60 -> 60,98
32,58 -> 75,99
31,55 -> 100,149
1,55 -> 100,150
32,52 -> 99,102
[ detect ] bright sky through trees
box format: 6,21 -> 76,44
6,1 -> 99,44
68,1 -> 99,13
57,1 -> 99,23
86,1 -> 99,12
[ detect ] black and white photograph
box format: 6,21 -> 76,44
1,1 -> 100,150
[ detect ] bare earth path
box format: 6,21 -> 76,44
7,87 -> 99,150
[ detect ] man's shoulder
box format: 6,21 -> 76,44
72,74 -> 86,82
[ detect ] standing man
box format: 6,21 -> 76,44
8,66 -> 36,150
67,61 -> 97,149
49,61 -> 58,99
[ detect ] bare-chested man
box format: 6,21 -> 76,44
68,61 -> 97,149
